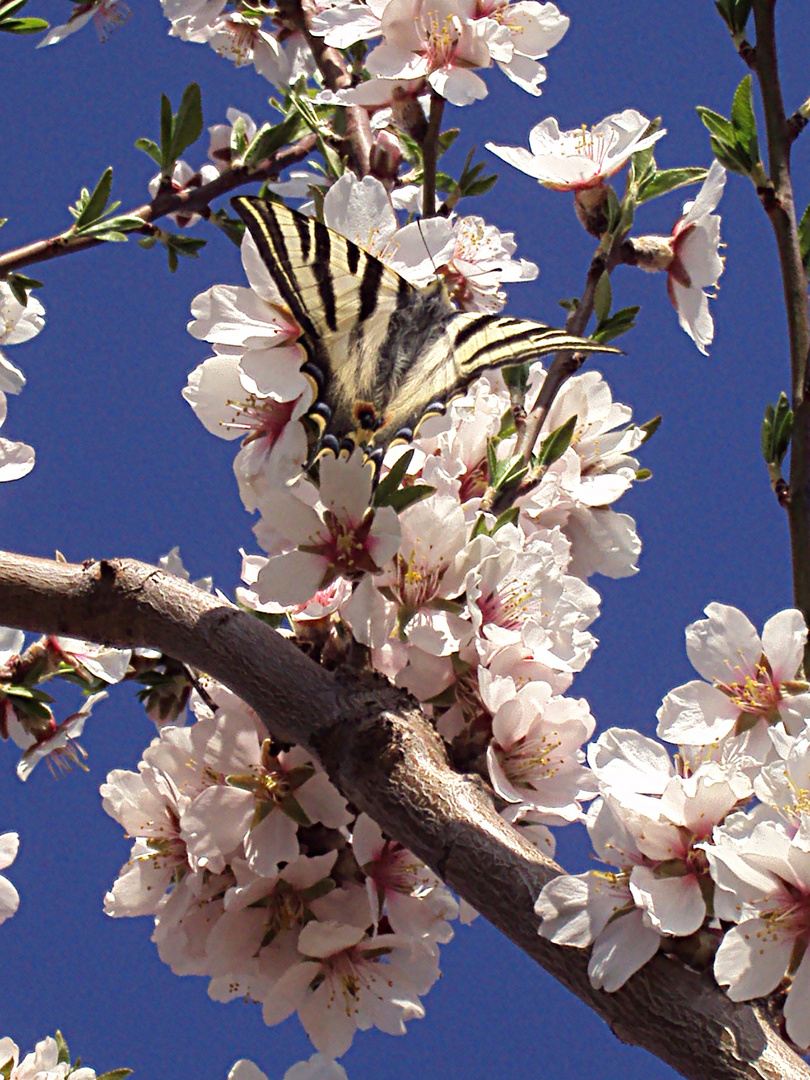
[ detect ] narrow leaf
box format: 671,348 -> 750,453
160,93 -> 173,168
594,270 -> 612,323
169,82 -> 203,161
696,106 -> 734,142
536,415 -> 577,469
73,167 -> 113,230
0,14 -> 47,30
135,137 -> 162,166
636,167 -> 708,204
730,74 -> 759,161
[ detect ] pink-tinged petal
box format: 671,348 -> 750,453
587,728 -> 674,794
588,909 -> 660,991
296,770 -> 352,829
428,66 -> 488,106
681,160 -> 726,225
229,1061 -> 269,1080
181,786 -> 254,873
656,679 -> 738,744
299,979 -> 359,1057
0,831 -> 19,871
669,280 -> 713,355
714,919 -> 793,999
283,1055 -> 348,1080
486,143 -> 548,180
246,809 -> 300,877
629,867 -> 705,936
761,608 -> 807,682
0,875 -> 19,923
785,947 -> 810,1048
261,959 -> 320,1025
257,550 -> 329,607
686,603 -> 761,682
299,920 -> 366,957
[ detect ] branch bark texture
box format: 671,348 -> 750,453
0,551 -> 807,1080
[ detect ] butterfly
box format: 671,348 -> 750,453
232,195 -> 619,458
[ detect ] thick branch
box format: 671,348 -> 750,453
0,551 -> 806,1080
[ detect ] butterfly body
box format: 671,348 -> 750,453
232,195 -> 619,455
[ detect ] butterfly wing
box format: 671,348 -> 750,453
233,195 -> 423,448
232,195 -> 620,453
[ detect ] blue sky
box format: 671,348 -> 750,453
0,2 -> 808,1078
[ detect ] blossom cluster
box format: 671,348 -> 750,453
537,603 -> 810,1049
102,681 -> 459,1060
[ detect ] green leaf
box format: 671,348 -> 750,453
761,391 -> 793,467
73,167 -> 113,230
95,1071 -> 134,1080
536,415 -> 577,469
730,74 -> 759,162
437,128 -> 460,158
0,0 -> 31,18
798,202 -> 810,272
54,1031 -> 70,1066
708,134 -> 750,175
464,173 -> 498,198
594,270 -> 611,323
696,106 -> 734,142
491,506 -> 519,533
636,167 -> 708,204
244,114 -> 303,166
635,467 -> 652,481
169,82 -> 203,162
639,414 -> 662,442
373,448 -> 415,507
0,14 -> 48,30
593,305 -> 639,345
134,137 -> 162,167
160,93 -> 173,169
384,484 -> 435,513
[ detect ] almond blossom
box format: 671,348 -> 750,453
37,0 -> 130,47
254,450 -> 401,607
486,109 -> 665,190
666,160 -> 727,355
656,603 -> 810,750
705,821 -> 810,1048
148,160 -> 221,227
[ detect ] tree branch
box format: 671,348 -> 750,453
0,135 -> 317,276
0,550 -> 807,1080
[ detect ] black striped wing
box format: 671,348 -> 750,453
232,195 -> 618,452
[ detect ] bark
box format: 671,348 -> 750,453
0,550 -> 807,1080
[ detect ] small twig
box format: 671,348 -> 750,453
0,135 -> 317,277
421,91 -> 445,218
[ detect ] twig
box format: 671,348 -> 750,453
750,0 -> 810,668
421,91 -> 445,218
0,135 -> 317,277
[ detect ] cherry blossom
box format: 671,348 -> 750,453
0,282 -> 45,395
11,691 -> 108,781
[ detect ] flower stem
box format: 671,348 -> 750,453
421,91 -> 445,219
